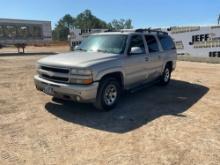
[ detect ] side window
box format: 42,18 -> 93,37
145,35 -> 159,53
17,26 -> 29,39
30,26 -> 42,39
128,35 -> 145,55
5,25 -> 17,39
0,25 -> 4,38
158,35 -> 176,50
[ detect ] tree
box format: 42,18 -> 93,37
52,10 -> 134,41
110,19 -> 133,30
53,10 -> 110,41
74,10 -> 108,29
60,14 -> 75,29
52,14 -> 75,41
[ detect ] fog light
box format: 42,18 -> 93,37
76,96 -> 81,102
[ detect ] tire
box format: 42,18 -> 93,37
94,77 -> 121,111
159,65 -> 171,86
52,97 -> 66,103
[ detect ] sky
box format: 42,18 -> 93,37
0,0 -> 220,29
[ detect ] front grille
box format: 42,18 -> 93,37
38,65 -> 69,83
40,66 -> 69,74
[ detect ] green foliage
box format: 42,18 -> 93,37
74,10 -> 108,29
110,19 -> 133,30
52,14 -> 75,41
52,10 -> 133,41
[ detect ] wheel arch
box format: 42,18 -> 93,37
96,71 -> 125,89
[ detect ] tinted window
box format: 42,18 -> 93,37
0,25 -> 4,38
158,35 -> 176,50
145,35 -> 159,53
128,35 -> 145,54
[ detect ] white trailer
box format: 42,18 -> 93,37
0,18 -> 52,53
163,25 -> 220,58
69,26 -> 220,58
69,29 -> 107,50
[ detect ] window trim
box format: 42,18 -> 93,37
127,34 -> 146,55
144,35 -> 160,53
158,35 -> 176,51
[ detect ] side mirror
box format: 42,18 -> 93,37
129,47 -> 144,55
74,45 -> 79,50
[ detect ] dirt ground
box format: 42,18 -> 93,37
0,45 -> 69,54
0,50 -> 220,164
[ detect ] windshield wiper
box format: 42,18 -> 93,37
96,49 -> 110,53
76,48 -> 87,52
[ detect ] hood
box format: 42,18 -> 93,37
38,51 -> 120,68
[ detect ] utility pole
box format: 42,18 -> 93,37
218,14 -> 220,25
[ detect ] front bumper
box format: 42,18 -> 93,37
34,75 -> 99,103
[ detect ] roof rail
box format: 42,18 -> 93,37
104,29 -> 118,32
104,28 -> 168,35
105,29 -> 136,32
135,28 -> 168,35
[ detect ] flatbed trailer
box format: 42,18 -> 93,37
0,18 -> 52,53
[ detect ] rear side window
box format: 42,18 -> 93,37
145,35 -> 159,53
158,35 -> 176,50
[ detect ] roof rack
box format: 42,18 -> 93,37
104,28 -> 168,35
105,29 -> 135,32
135,28 -> 168,35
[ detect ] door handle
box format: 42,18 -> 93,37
145,57 -> 149,61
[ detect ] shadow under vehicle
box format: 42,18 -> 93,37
45,80 -> 209,133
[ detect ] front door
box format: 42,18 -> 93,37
123,34 -> 149,88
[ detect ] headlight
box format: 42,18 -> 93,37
70,69 -> 92,75
70,68 -> 93,84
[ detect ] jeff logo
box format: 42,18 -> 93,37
192,34 -> 210,43
189,34 -> 210,45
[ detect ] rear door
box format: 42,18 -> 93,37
157,35 -> 177,67
144,35 -> 163,80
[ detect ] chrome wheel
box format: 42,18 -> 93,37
104,84 -> 118,106
164,68 -> 170,82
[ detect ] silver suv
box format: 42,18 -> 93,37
34,29 -> 177,110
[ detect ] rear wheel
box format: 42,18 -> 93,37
94,78 -> 121,111
160,65 -> 171,86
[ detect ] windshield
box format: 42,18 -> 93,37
76,35 -> 127,54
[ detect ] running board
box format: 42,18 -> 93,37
129,79 -> 160,93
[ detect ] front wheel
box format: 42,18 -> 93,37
159,65 -> 171,86
94,78 -> 121,111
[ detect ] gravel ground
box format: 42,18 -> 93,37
0,54 -> 220,165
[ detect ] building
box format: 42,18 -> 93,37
163,25 -> 220,58
0,18 -> 52,52
69,26 -> 220,58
